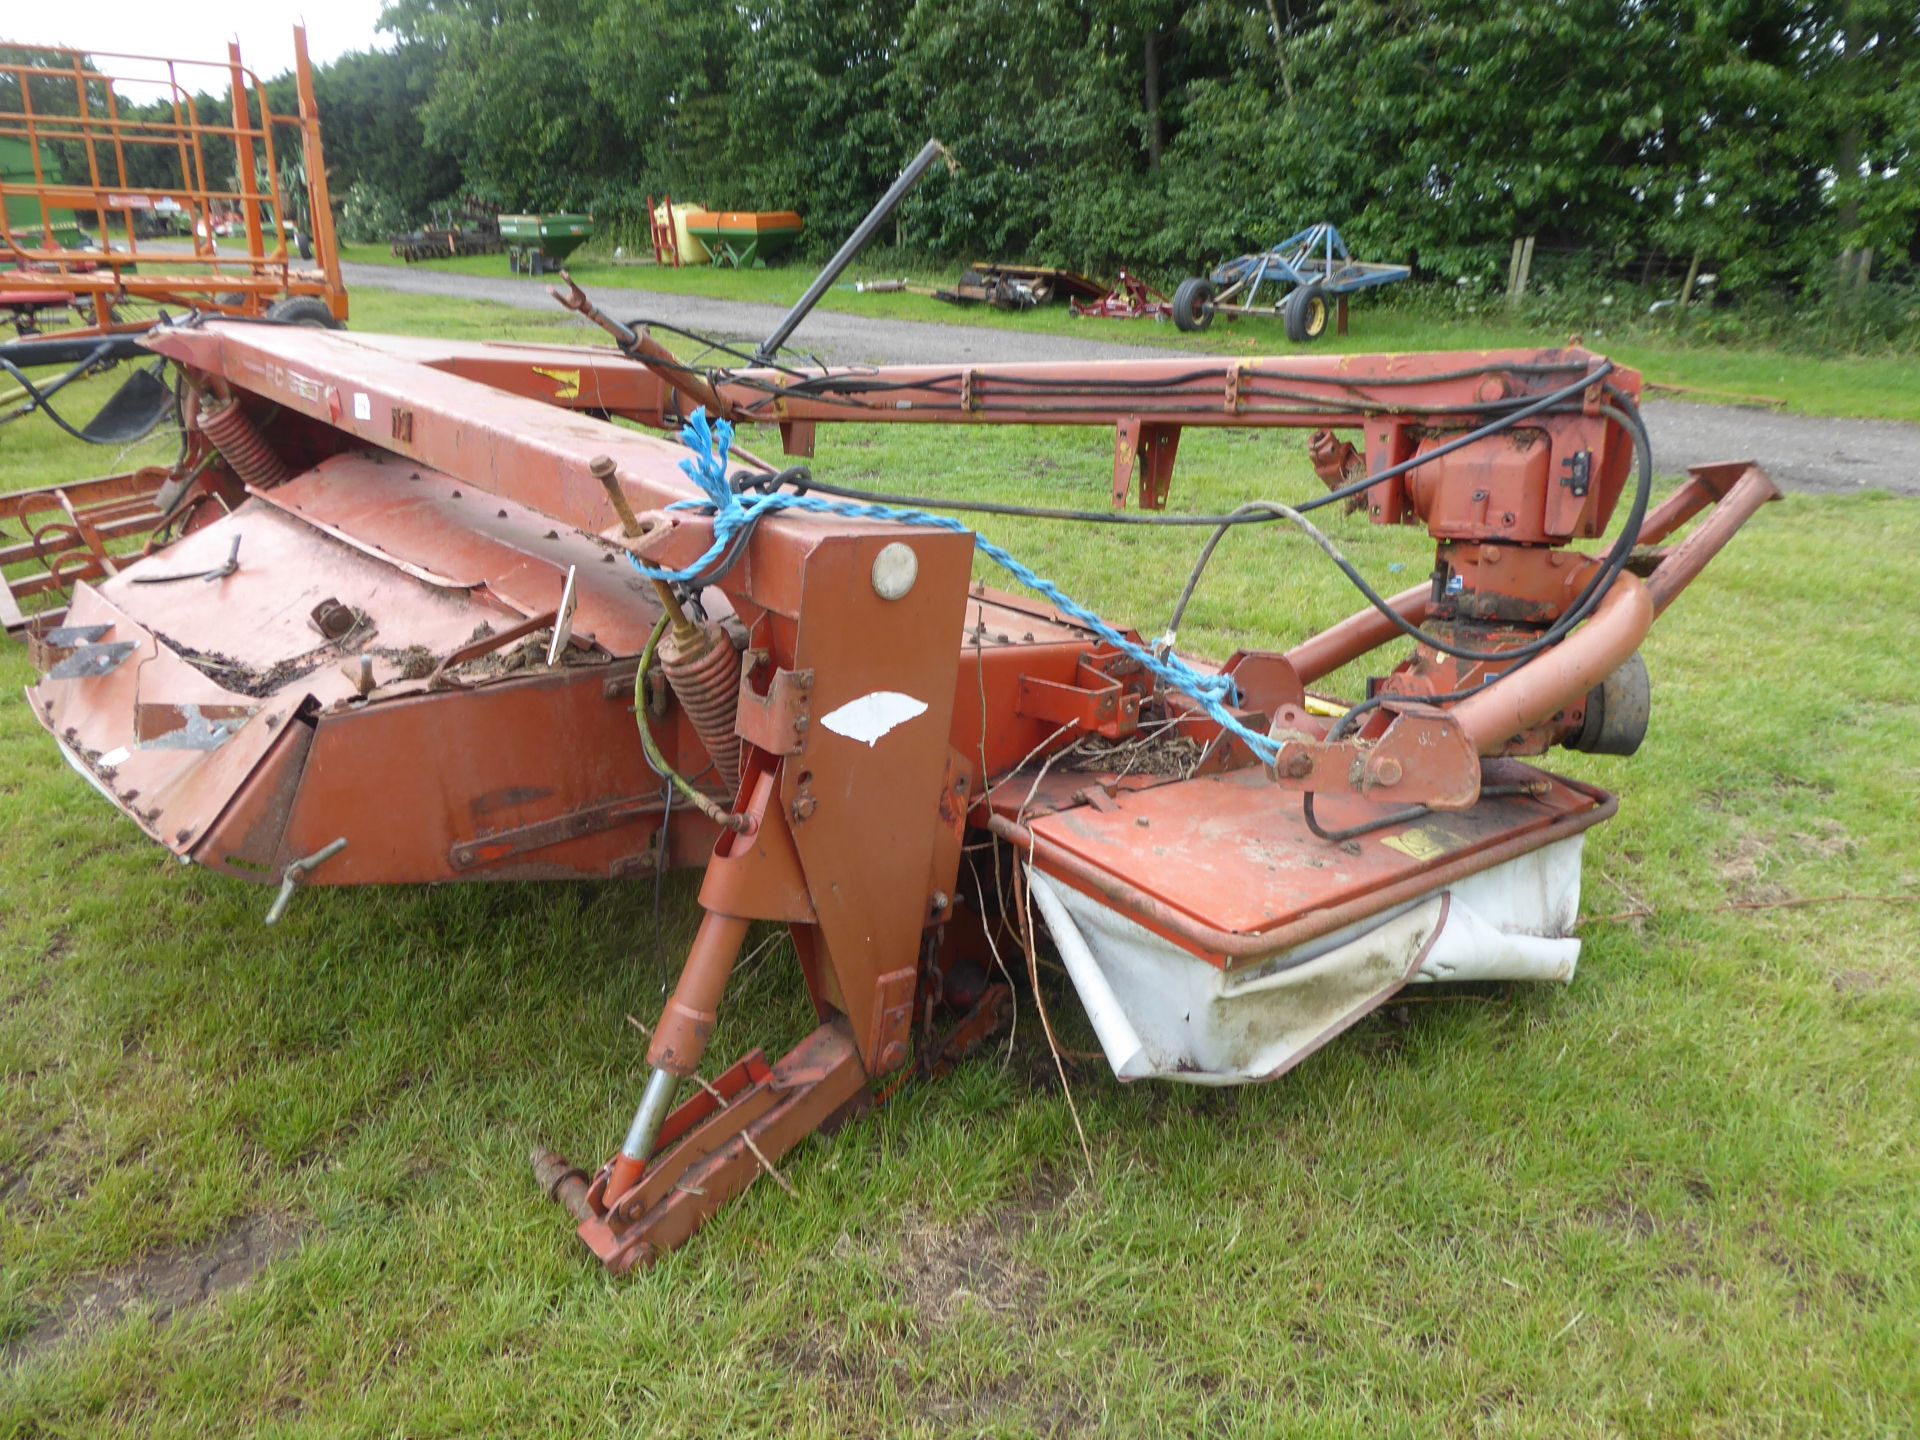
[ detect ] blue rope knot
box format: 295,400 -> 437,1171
629,409 -> 1278,764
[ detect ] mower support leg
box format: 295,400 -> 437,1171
601,909 -> 752,1199
572,1020 -> 870,1275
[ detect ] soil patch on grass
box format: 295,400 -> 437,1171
3,1213 -> 303,1369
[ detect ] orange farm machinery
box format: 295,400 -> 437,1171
15,282 -> 1776,1271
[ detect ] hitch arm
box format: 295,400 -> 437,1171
1640,462 -> 1781,616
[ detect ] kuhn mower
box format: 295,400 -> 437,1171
13,148 -> 1776,1274
16,314 -> 1774,1272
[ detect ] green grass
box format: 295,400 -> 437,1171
2,294 -> 1917,1437
340,242 -> 1920,424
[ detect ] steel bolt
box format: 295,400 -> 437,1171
1373,757 -> 1404,786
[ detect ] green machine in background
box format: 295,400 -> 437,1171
500,213 -> 595,275
1,136 -> 89,252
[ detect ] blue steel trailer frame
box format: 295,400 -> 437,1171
1173,222 -> 1409,339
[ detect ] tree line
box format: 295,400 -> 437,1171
15,2 -> 1920,294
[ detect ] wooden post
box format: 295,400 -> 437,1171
1679,250 -> 1702,307
1507,237 -> 1535,303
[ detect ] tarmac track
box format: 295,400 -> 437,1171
343,261 -> 1920,499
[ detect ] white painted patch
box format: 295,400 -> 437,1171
546,565 -> 578,668
819,691 -> 927,747
352,391 -> 372,421
98,746 -> 131,768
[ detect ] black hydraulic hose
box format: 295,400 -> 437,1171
754,138 -> 953,364
0,344 -> 122,442
0,333 -> 147,370
1168,385 -> 1653,667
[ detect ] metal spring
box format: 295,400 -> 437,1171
197,395 -> 292,488
657,623 -> 743,799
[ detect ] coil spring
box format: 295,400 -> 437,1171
197,395 -> 292,488
658,623 -> 743,799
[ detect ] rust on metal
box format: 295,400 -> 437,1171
8,315 -> 1779,1274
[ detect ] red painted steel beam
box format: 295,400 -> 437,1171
707,347 -> 1634,429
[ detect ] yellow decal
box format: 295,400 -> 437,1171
1381,828 -> 1449,861
532,366 -> 581,401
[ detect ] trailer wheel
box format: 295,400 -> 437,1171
1283,284 -> 1331,343
1172,277 -> 1214,333
266,296 -> 345,330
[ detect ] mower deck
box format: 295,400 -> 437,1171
12,313 -> 1777,1270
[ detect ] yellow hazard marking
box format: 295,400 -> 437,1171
1381,828 -> 1449,861
533,366 -> 581,400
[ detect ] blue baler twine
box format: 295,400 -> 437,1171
630,409 -> 1282,765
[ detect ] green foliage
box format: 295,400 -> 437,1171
32,2 -> 1895,330
364,0 -> 1918,300
339,179 -> 410,243
306,44 -> 461,221
15,5 -> 1920,301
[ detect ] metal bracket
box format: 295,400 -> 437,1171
28,622 -> 111,672
47,641 -> 137,680
778,418 -> 815,457
1112,418 -> 1182,509
866,967 -> 919,1075
1559,450 -> 1592,498
450,795 -> 658,871
734,649 -> 814,756
1016,648 -> 1149,740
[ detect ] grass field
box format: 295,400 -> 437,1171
340,242 -> 1920,425
2,293 -> 1917,1437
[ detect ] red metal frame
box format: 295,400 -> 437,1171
1070,270 -> 1173,321
17,323 -> 1777,1271
646,195 -> 683,269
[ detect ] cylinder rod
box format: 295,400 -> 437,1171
603,1068 -> 680,1201
753,139 -> 951,364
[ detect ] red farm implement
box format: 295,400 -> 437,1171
14,143 -> 1778,1274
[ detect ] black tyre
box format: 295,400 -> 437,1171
266,296 -> 345,329
1172,277 -> 1215,333
1282,283 -> 1331,343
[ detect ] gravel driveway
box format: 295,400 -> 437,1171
345,262 -> 1919,498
